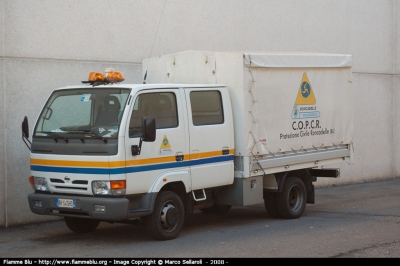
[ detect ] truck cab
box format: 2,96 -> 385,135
24,70 -> 234,240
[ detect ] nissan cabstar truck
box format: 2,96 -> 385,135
23,51 -> 353,240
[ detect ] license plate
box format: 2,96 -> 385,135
56,198 -> 76,208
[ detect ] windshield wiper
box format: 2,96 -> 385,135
87,134 -> 108,144
64,130 -> 91,134
38,130 -> 109,144
38,131 -> 69,143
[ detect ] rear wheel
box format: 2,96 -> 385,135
276,176 -> 306,219
64,217 -> 100,233
199,203 -> 232,214
145,191 -> 185,241
264,192 -> 281,218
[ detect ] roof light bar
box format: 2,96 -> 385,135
105,71 -> 125,83
82,69 -> 125,85
88,72 -> 104,82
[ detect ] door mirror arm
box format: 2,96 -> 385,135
131,117 -> 156,156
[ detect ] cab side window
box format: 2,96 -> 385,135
190,91 -> 224,126
129,92 -> 178,138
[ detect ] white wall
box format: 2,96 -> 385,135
0,0 -> 5,227
396,1 -> 400,75
395,2 -> 400,178
0,0 -> 399,226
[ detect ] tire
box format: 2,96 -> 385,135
64,217 -> 100,234
145,191 -> 185,241
199,203 -> 232,214
276,176 -> 307,219
264,192 -> 281,218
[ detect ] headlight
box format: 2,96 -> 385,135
92,181 -> 111,195
33,177 -> 49,191
92,180 -> 126,196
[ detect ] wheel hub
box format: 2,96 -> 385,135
161,203 -> 178,230
289,186 -> 302,210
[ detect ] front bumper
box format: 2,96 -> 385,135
28,193 -> 130,221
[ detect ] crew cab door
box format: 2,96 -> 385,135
184,87 -> 234,190
125,89 -> 189,195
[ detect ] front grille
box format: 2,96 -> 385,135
50,179 -> 64,183
72,180 -> 88,185
50,178 -> 90,193
54,186 -> 87,191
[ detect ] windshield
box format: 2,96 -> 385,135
34,88 -> 130,139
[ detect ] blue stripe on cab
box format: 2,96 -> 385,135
31,165 -> 114,175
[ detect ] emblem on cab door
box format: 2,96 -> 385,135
159,135 -> 173,155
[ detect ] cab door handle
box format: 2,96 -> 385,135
176,152 -> 184,161
222,147 -> 229,155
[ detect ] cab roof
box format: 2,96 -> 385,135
55,83 -> 226,92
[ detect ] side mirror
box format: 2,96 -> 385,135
142,117 -> 156,142
21,116 -> 31,150
22,116 -> 29,138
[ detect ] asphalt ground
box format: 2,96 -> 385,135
1,178 -> 400,259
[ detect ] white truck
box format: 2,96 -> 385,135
22,51 -> 353,241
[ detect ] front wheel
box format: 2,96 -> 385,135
145,191 -> 185,241
276,176 -> 307,219
64,217 -> 100,233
